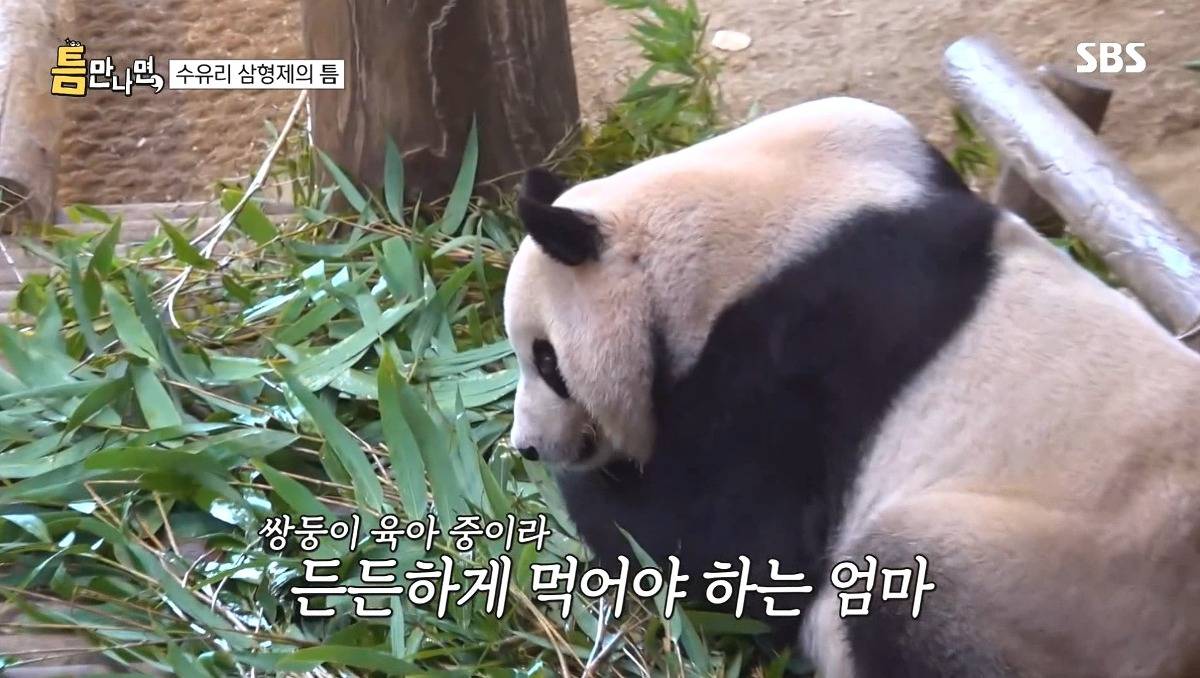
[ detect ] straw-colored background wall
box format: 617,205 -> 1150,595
59,0 -> 1200,226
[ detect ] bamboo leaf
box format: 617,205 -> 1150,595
124,270 -> 188,379
220,189 -> 279,245
276,646 -> 419,674
253,460 -> 335,521
685,610 -> 770,636
221,274 -> 254,304
1,513 -> 52,541
88,218 -> 122,278
103,284 -> 160,363
384,136 -> 407,225
68,258 -> 105,353
293,300 -> 417,391
64,374 -> 130,433
0,377 -> 117,406
158,216 -> 213,269
131,364 -> 183,429
66,203 -> 114,225
317,150 -> 369,213
377,349 -> 429,518
281,369 -> 384,513
623,527 -> 711,674
438,118 -> 478,235
379,237 -> 420,302
168,643 -> 214,678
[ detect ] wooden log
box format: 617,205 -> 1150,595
991,65 -> 1112,236
944,36 -> 1200,350
301,0 -> 581,203
0,1 -> 63,231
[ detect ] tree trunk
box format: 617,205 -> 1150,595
301,0 -> 580,203
0,0 -> 63,231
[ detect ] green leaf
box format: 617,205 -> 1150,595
281,369 -> 385,513
179,352 -> 270,384
64,374 -> 130,433
477,450 -> 511,517
388,597 -> 407,660
200,428 -> 298,462
88,218 -> 122,278
685,610 -> 770,636
623,527 -> 711,674
276,646 -> 419,674
1,513 -> 52,541
253,460 -> 335,521
167,643 -> 214,678
221,274 -> 254,304
317,150 -> 369,213
157,216 -> 213,269
0,432 -> 104,478
124,270 -> 188,379
379,237 -> 420,302
429,369 -> 517,410
377,350 -> 429,518
293,300 -> 417,391
438,118 -> 479,235
449,391 -> 486,509
130,363 -> 183,429
0,377 -> 117,406
220,189 -> 279,245
356,293 -> 382,334
68,258 -> 105,354
103,284 -> 160,363
384,136 -> 407,225
66,203 -> 114,225
273,297 -> 343,345
84,446 -> 232,483
0,460 -> 117,503
0,325 -> 73,388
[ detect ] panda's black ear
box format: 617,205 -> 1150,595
518,168 -> 602,266
522,166 -> 570,204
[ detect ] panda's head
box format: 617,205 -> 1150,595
503,166 -> 654,469
504,97 -> 940,470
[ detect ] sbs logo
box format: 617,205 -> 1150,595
1076,42 -> 1147,73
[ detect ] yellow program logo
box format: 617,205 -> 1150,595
49,38 -> 165,97
50,38 -> 86,96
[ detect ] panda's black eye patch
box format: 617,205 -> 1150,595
532,339 -> 570,399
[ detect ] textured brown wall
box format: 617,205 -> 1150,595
57,0 -> 302,205
54,0 -> 1200,230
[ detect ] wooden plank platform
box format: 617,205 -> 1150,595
0,602 -> 168,677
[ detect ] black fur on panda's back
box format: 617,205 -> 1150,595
555,150 -> 997,643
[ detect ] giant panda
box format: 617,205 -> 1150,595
501,96 -> 1200,677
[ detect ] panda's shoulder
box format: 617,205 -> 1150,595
722,97 -> 917,149
763,97 -> 913,129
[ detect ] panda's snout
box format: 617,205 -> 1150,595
518,446 -> 540,461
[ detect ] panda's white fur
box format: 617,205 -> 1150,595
503,97 -> 1200,677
